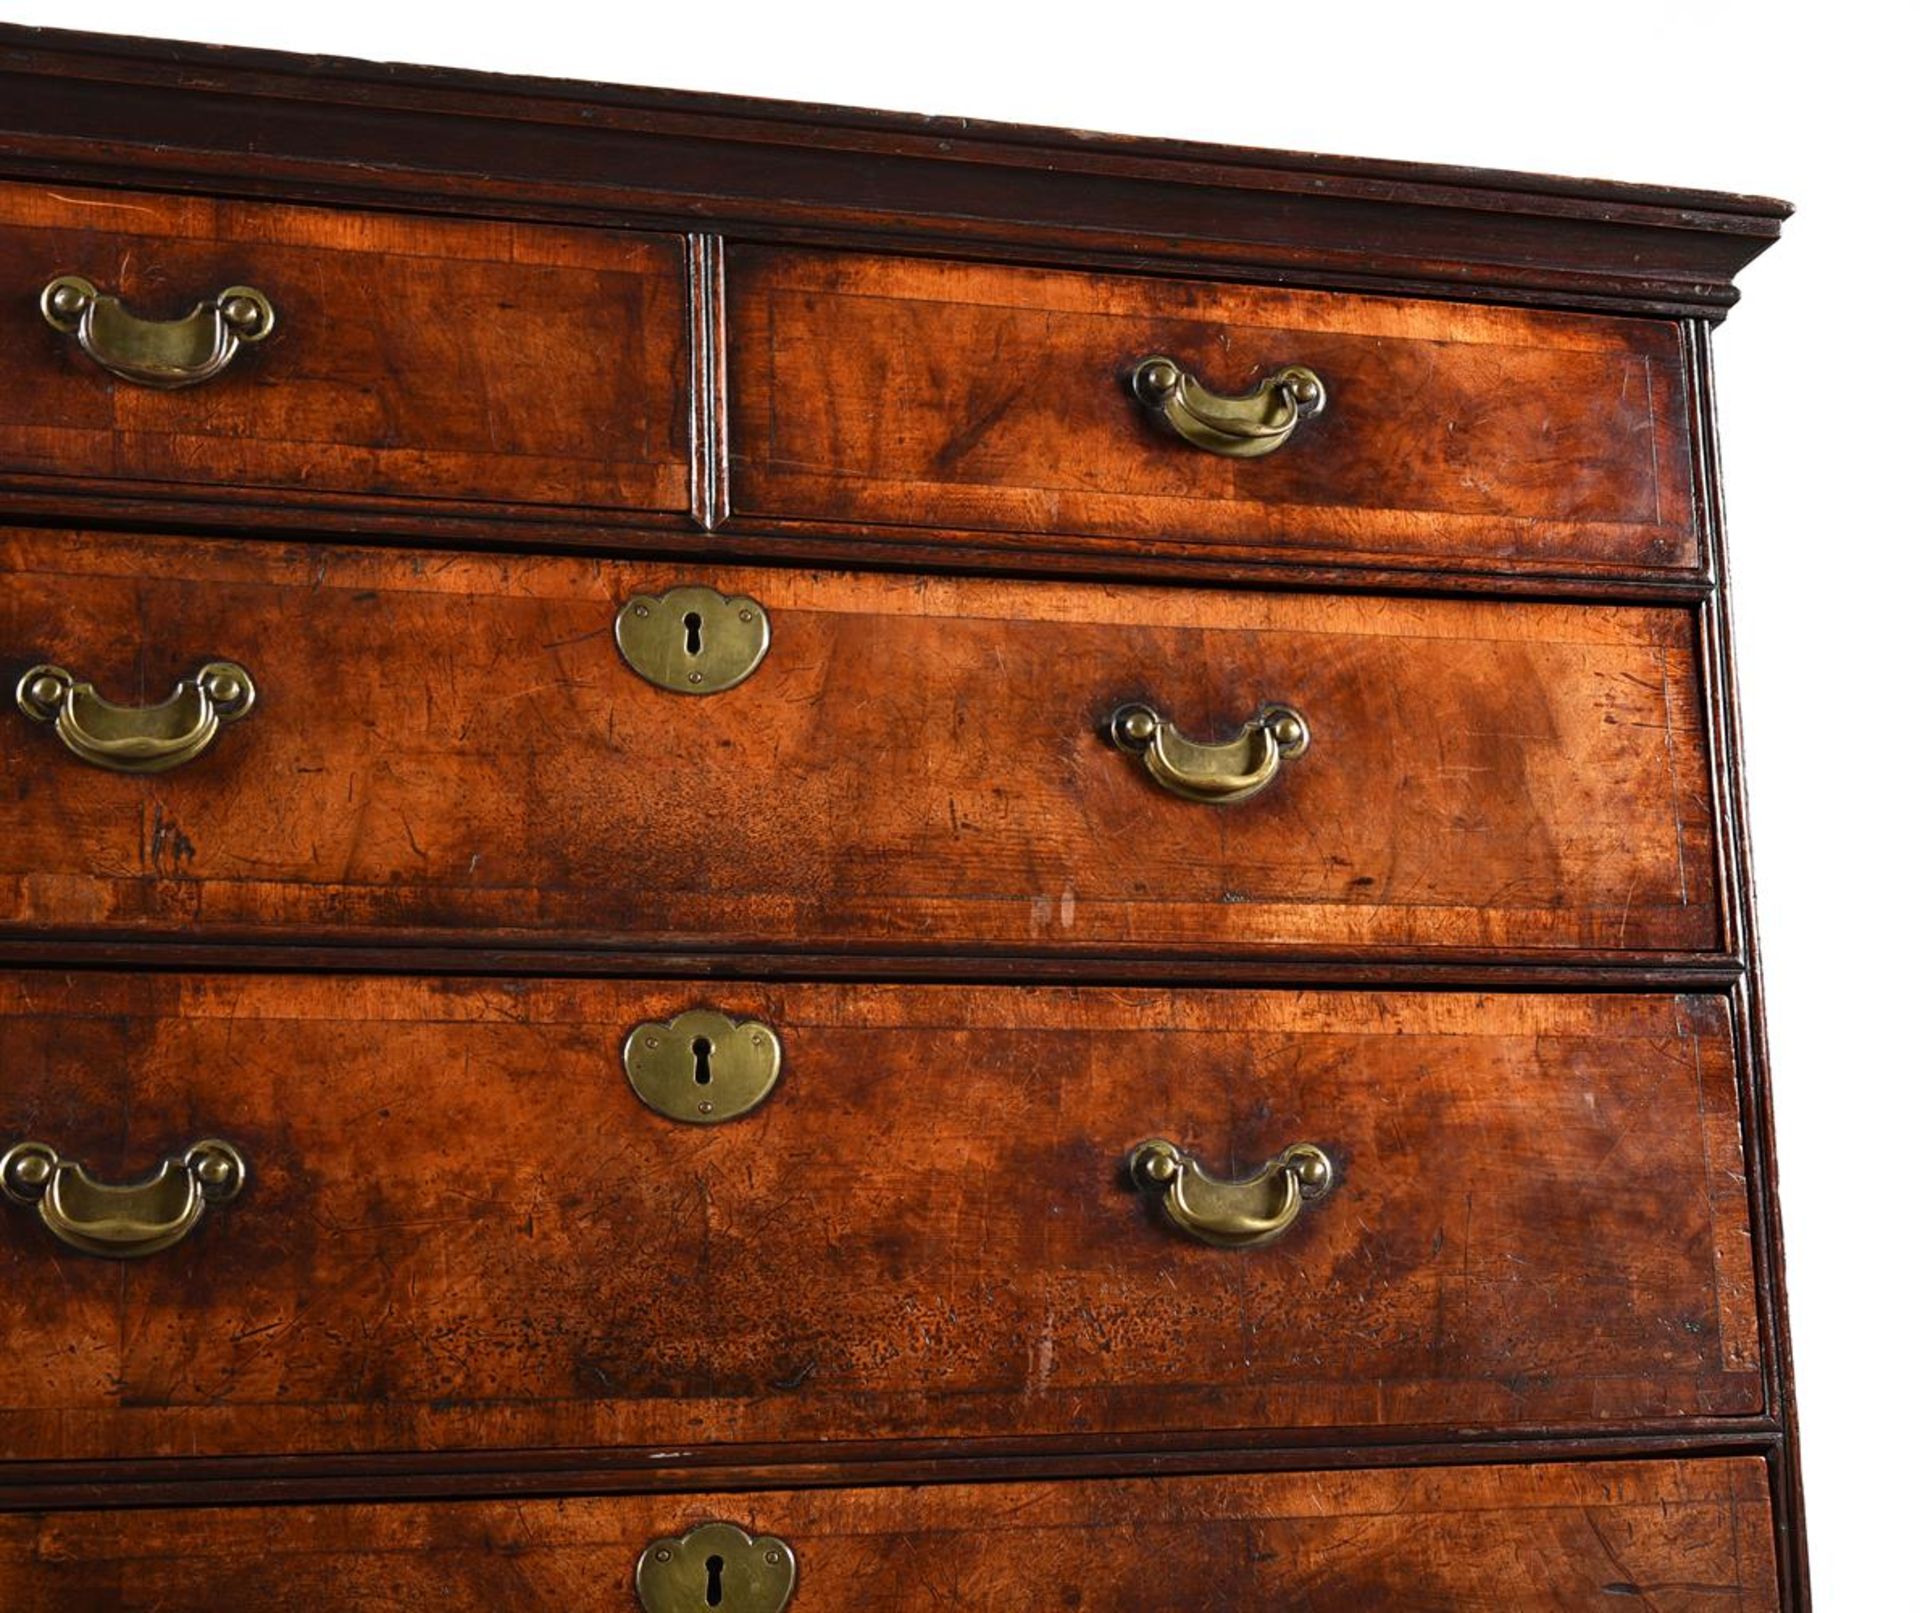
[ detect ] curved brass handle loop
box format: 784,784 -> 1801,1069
16,661 -> 255,773
1110,701 -> 1308,805
1131,355 -> 1326,458
41,275 -> 275,389
1128,1138 -> 1333,1250
2,1139 -> 246,1259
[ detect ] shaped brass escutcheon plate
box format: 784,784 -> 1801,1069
615,585 -> 771,694
623,1009 -> 784,1124
635,1521 -> 796,1612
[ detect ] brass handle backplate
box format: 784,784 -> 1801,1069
41,275 -> 275,389
624,1009 -> 784,1125
16,661 -> 255,773
636,1521 -> 796,1613
615,585 -> 771,694
1128,1138 -> 1333,1249
1131,355 -> 1326,457
1,1139 -> 246,1259
1110,701 -> 1308,805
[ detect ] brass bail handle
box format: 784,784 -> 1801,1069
16,660 -> 255,774
1,1139 -> 246,1259
41,275 -> 275,389
1131,355 -> 1327,458
1110,701 -> 1308,805
1129,1138 -> 1334,1250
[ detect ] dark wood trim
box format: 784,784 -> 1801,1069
0,935 -> 1747,990
686,233 -> 727,531
1688,318 -> 1810,1612
0,485 -> 1721,603
0,24 -> 1785,321
0,1426 -> 1785,1515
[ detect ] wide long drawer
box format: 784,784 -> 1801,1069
727,247 -> 1701,576
0,976 -> 1759,1463
0,181 -> 687,521
2,531 -> 1719,958
0,1461 -> 1780,1609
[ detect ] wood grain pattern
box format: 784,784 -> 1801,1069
0,26 -> 1806,1601
0,181 -> 687,517
1,530 -> 1719,958
728,249 -> 1699,574
0,1459 -> 1780,1610
0,975 -> 1759,1462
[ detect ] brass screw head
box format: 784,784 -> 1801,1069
1294,1152 -> 1330,1192
221,294 -> 263,331
1139,1148 -> 1176,1184
205,671 -> 244,705
1290,374 -> 1322,407
1137,358 -> 1179,398
1271,713 -> 1305,749
25,673 -> 64,708
194,1153 -> 236,1190
47,283 -> 88,317
9,1152 -> 51,1190
1117,708 -> 1156,746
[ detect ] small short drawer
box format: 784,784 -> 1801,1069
0,976 -> 1759,1464
727,247 -> 1700,576
0,181 -> 687,522
0,1460 -> 1779,1608
1,530 -> 1720,959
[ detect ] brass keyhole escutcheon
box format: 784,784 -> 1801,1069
615,585 -> 771,694
623,1010 -> 784,1124
635,1522 -> 796,1612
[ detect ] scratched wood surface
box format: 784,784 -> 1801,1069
0,975 -> 1759,1461
0,181 -> 687,517
727,248 -> 1700,574
1,530 -> 1718,958
0,1459 -> 1779,1609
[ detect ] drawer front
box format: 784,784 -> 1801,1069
0,182 -> 687,518
0,977 -> 1759,1462
0,1461 -> 1779,1609
2,532 -> 1718,958
728,248 -> 1699,575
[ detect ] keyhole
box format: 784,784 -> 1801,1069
705,1553 -> 725,1606
691,1036 -> 714,1086
683,611 -> 704,656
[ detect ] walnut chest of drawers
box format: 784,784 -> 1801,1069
0,24 -> 1803,1610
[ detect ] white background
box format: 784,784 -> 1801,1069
7,0 -> 1914,1600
